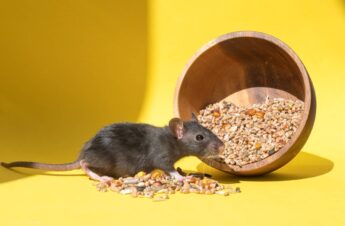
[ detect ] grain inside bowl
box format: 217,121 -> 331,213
197,97 -> 305,167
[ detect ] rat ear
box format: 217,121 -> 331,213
169,118 -> 184,139
191,113 -> 198,122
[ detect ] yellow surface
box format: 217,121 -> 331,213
0,0 -> 344,225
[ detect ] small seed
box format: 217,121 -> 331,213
123,177 -> 138,184
136,185 -> 146,192
268,149 -> 276,155
120,188 -> 133,195
186,176 -> 198,183
151,169 -> 165,179
216,190 -> 229,196
255,142 -> 262,150
153,181 -> 162,187
135,171 -> 146,178
245,109 -> 256,116
255,111 -> 265,119
213,110 -> 221,118
230,126 -> 238,132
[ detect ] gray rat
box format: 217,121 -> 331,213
1,114 -> 224,182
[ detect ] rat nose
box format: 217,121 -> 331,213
215,140 -> 225,153
218,139 -> 224,148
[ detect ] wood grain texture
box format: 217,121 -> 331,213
174,31 -> 316,176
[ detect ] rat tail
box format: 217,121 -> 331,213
0,159 -> 81,171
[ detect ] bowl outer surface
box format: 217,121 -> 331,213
174,31 -> 316,175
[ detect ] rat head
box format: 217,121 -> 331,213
168,113 -> 224,159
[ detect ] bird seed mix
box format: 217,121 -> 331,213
197,96 -> 305,167
95,169 -> 240,201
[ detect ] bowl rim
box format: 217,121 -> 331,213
173,31 -> 312,174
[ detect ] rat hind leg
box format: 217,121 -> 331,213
80,160 -> 113,182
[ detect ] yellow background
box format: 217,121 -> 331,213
0,0 -> 344,225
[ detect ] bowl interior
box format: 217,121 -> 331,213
175,32 -> 312,175
177,36 -> 306,118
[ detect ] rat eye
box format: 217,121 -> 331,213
196,134 -> 204,141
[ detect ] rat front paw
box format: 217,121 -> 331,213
169,171 -> 184,181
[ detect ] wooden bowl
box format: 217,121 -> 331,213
174,31 -> 316,176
